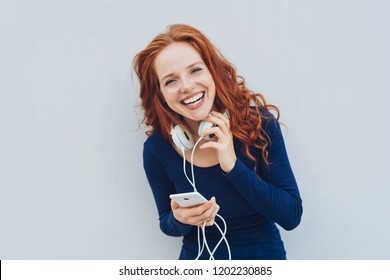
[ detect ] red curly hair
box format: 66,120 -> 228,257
133,24 -> 279,165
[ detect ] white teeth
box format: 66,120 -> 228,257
183,93 -> 204,105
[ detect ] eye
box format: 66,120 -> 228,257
165,79 -> 176,86
191,67 -> 202,74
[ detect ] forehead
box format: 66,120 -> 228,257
154,42 -> 203,77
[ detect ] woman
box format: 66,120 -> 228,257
133,24 -> 302,260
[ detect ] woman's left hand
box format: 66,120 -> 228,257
199,111 -> 237,173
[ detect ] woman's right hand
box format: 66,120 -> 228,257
171,197 -> 220,227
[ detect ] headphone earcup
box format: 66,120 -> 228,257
170,125 -> 194,151
198,121 -> 215,140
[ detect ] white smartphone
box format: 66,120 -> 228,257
169,192 -> 208,207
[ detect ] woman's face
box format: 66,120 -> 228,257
154,42 -> 216,123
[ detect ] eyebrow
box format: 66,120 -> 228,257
160,61 -> 205,83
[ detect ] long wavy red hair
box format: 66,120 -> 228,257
133,24 -> 279,165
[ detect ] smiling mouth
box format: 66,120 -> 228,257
181,92 -> 204,106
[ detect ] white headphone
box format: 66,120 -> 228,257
170,111 -> 229,151
170,121 -> 215,151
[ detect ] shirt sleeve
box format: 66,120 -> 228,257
143,142 -> 193,236
224,117 -> 303,230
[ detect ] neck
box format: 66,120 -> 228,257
184,118 -> 201,140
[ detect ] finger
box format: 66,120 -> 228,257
211,111 -> 230,127
201,126 -> 227,143
199,130 -> 229,150
209,111 -> 230,131
174,208 -> 203,226
205,114 -> 229,131
199,197 -> 217,220
189,199 -> 215,217
172,200 -> 203,224
200,200 -> 219,225
205,218 -> 215,226
205,201 -> 220,226
171,200 -> 180,210
203,117 -> 231,140
191,198 -> 216,225
200,141 -> 224,151
211,203 -> 220,219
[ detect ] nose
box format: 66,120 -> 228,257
180,76 -> 195,93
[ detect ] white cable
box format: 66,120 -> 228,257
197,215 -> 231,260
190,137 -> 203,190
201,223 -> 215,260
195,225 -> 204,260
211,214 -> 231,260
181,145 -> 203,259
181,147 -> 196,190
181,136 -> 231,260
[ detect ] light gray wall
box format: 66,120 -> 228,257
1,0 -> 389,259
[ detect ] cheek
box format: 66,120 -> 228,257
160,91 -> 168,103
207,79 -> 216,95
204,73 -> 216,90
161,92 -> 180,111
163,92 -> 179,106
161,88 -> 172,101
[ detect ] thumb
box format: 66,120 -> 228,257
171,199 -> 180,210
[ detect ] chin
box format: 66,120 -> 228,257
195,111 -> 211,121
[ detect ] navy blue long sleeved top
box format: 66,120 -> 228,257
143,114 -> 302,260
